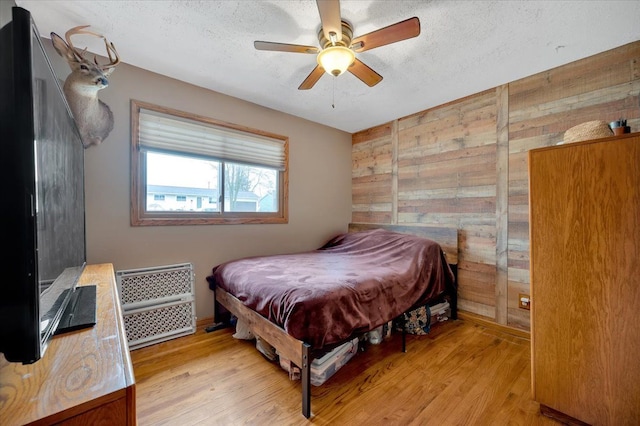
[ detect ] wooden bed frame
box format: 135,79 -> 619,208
212,223 -> 459,418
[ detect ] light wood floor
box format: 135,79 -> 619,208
131,319 -> 558,425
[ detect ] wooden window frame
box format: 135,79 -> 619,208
130,100 -> 289,226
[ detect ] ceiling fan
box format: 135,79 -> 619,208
254,0 -> 421,90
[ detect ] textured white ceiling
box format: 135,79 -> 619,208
15,0 -> 640,133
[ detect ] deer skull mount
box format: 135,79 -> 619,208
51,26 -> 120,148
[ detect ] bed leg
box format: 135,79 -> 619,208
449,263 -> 458,320
397,315 -> 408,353
207,291 -> 233,333
402,327 -> 407,353
301,343 -> 312,418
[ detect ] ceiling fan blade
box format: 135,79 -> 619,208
298,65 -> 325,90
316,0 -> 342,42
254,41 -> 319,54
348,58 -> 383,87
351,17 -> 420,52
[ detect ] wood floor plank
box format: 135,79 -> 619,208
131,320 -> 558,425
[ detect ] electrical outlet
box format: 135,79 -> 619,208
519,293 -> 530,310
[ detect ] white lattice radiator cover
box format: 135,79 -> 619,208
116,263 -> 196,350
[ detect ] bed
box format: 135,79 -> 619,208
206,223 -> 458,418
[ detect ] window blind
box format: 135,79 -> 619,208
138,108 -> 286,170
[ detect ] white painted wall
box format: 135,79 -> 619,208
43,42 -> 353,321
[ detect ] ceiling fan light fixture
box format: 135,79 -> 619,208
255,2 -> 418,90
317,46 -> 355,77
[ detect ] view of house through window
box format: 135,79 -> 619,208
145,152 -> 278,214
131,100 -> 288,225
224,162 -> 278,213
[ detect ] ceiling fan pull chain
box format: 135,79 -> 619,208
332,77 -> 336,109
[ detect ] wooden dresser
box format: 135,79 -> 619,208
0,263 -> 136,425
529,133 -> 640,425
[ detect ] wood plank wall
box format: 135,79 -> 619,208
352,41 -> 640,330
353,123 -> 394,223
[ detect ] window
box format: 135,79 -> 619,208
131,100 -> 288,225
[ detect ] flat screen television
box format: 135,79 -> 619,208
0,5 -> 88,364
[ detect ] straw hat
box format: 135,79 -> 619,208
563,120 -> 613,143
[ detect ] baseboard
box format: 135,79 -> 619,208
196,316 -> 215,328
458,310 -> 530,340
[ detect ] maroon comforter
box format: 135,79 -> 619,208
207,229 -> 454,350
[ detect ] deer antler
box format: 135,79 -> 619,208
64,25 -> 120,71
100,39 -> 120,70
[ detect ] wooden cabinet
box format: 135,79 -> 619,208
0,264 -> 136,425
529,133 -> 640,425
